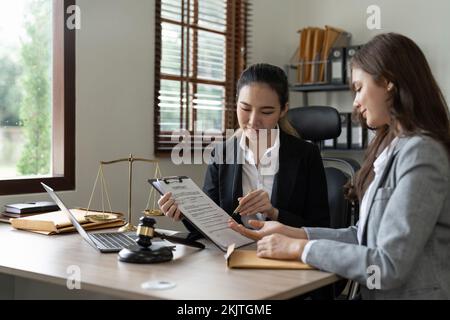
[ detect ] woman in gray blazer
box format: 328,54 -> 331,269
229,33 -> 450,300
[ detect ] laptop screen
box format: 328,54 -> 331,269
41,183 -> 98,249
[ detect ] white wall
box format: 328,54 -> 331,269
250,0 -> 450,112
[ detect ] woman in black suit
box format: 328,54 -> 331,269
158,63 -> 329,230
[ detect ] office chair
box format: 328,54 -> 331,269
288,106 -> 360,228
287,106 -> 361,299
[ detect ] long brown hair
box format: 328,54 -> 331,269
346,33 -> 450,202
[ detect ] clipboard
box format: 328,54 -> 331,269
148,176 -> 189,195
148,176 -> 254,252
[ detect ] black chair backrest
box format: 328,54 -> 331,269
287,106 -> 358,229
325,167 -> 351,228
288,106 -> 365,299
287,106 -> 341,142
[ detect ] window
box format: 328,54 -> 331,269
154,0 -> 250,153
0,0 -> 75,195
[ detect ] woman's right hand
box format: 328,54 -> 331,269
228,219 -> 307,240
157,192 -> 183,221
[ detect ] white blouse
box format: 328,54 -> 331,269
238,127 -> 280,228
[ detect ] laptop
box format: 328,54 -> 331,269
41,183 -> 137,253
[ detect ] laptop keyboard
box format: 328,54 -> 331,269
92,232 -> 136,249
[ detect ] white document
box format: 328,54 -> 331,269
150,177 -> 254,251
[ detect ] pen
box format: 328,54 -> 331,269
231,203 -> 243,220
231,212 -> 239,222
232,188 -> 255,218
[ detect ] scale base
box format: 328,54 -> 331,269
118,245 -> 174,264
118,222 -> 137,233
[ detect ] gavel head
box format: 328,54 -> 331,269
136,216 -> 156,248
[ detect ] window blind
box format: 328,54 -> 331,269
154,0 -> 251,153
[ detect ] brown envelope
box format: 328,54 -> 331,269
225,244 -> 314,270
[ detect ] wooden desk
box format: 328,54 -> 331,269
0,224 -> 339,299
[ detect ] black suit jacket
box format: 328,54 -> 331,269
183,130 -> 330,234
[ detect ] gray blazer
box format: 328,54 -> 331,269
304,135 -> 450,299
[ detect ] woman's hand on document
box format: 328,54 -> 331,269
256,234 -> 308,260
227,219 -> 282,240
158,192 -> 183,221
228,219 -> 308,240
228,219 -> 309,260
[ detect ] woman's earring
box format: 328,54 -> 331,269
387,83 -> 394,91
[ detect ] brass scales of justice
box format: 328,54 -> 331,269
83,154 -> 164,232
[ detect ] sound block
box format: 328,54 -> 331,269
118,244 -> 174,264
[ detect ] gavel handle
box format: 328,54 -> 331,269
155,232 -> 205,249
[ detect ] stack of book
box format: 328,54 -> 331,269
0,201 -> 61,223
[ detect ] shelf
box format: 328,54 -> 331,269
289,83 -> 350,92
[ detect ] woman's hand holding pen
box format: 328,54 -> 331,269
234,189 -> 278,220
158,192 -> 183,221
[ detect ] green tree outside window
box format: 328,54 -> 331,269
17,0 -> 52,175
